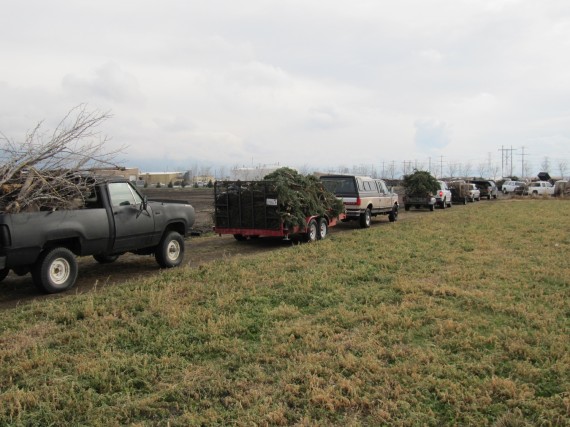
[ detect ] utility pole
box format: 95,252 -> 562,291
440,155 -> 444,179
518,146 -> 528,178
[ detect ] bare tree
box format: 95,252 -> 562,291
0,105 -> 123,213
447,163 -> 458,179
477,162 -> 487,178
541,156 -> 550,173
558,160 -> 568,179
489,163 -> 500,180
459,162 -> 473,179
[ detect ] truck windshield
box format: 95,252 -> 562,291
321,177 -> 357,195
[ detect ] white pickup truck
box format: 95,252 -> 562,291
527,181 -> 554,196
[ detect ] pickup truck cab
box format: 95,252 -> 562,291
320,175 -> 399,228
0,178 -> 195,293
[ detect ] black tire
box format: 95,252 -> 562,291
233,234 -> 247,241
359,208 -> 372,228
487,195 -> 491,200
306,219 -> 318,242
389,204 -> 399,222
155,231 -> 185,268
447,199 -> 452,208
31,247 -> 78,293
0,268 -> 9,282
404,205 -> 410,211
441,199 -> 446,209
316,218 -> 328,240
463,197 -> 467,205
93,254 -> 119,264
429,204 -> 434,211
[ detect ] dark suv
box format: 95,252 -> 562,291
472,180 -> 498,200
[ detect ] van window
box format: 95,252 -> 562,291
363,181 -> 373,191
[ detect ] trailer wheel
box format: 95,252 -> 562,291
155,231 -> 185,268
359,208 -> 371,228
233,234 -> 247,241
306,219 -> 318,242
0,268 -> 9,282
93,254 -> 119,264
317,218 -> 328,240
32,247 -> 78,293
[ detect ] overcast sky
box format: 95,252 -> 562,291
1,0 -> 569,177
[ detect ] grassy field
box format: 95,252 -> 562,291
1,200 -> 569,426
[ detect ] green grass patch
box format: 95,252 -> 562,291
1,200 -> 569,426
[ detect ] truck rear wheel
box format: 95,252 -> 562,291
317,218 -> 328,240
155,231 -> 185,268
359,208 -> 371,228
388,205 -> 398,222
0,268 -> 9,282
32,247 -> 78,293
429,204 -> 434,211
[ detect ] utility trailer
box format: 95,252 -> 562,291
213,180 -> 344,242
448,181 -> 471,205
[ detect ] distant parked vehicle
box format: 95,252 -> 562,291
466,183 -> 481,202
435,181 -> 453,208
527,181 -> 555,196
554,180 -> 569,197
502,180 -> 526,194
513,183 -> 528,195
472,180 -> 498,199
448,181 -> 470,205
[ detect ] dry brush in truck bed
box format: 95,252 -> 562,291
0,105 -> 124,213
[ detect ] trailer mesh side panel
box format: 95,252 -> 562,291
214,181 -> 281,230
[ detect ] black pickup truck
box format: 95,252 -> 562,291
0,178 -> 195,293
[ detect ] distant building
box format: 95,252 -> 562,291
141,172 -> 184,186
92,167 -> 140,181
231,165 -> 283,180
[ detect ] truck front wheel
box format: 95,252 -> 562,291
32,247 -> 78,293
155,231 -> 185,268
0,268 -> 9,282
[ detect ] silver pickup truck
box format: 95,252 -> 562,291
320,175 -> 399,228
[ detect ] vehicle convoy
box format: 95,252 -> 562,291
319,175 -> 399,227
0,178 -> 196,293
214,175 -> 345,241
434,180 -> 453,208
